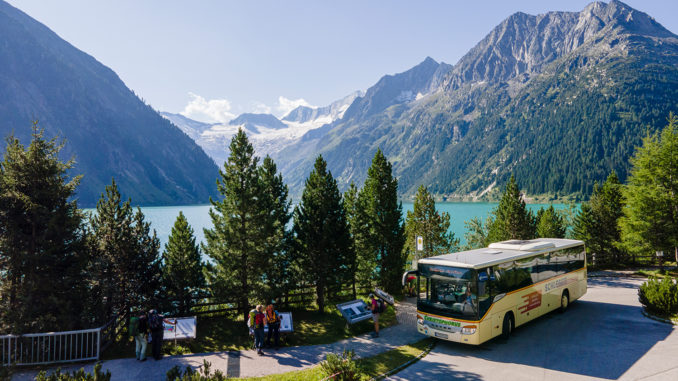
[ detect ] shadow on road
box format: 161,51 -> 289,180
433,286 -> 673,380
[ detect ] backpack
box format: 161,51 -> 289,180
129,316 -> 139,337
377,299 -> 386,314
148,312 -> 162,330
266,310 -> 279,324
254,312 -> 265,329
247,309 -> 257,328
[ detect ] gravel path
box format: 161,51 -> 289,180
12,298 -> 420,380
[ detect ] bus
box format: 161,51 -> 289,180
402,238 -> 587,345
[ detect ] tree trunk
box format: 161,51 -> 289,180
317,278 -> 325,314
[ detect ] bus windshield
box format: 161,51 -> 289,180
418,264 -> 478,319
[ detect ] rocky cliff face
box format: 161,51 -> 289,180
274,0 -> 678,199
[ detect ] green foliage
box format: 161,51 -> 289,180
462,216 -> 490,250
166,360 -> 226,381
162,212 -> 206,316
536,205 -> 567,238
360,149 -> 405,294
258,156 -> 293,303
638,276 -> 678,316
621,114 -> 678,263
343,182 -> 361,298
319,350 -> 360,381
0,123 -> 88,333
404,185 -> 459,263
573,172 -> 626,266
36,363 -> 111,381
87,179 -> 161,324
203,129 -> 267,318
293,155 -> 352,313
486,175 -> 535,243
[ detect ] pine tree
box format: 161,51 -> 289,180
621,114 -> 678,263
87,179 -> 161,324
162,212 -> 205,315
573,172 -> 625,266
0,124 -> 87,333
535,205 -> 567,238
463,216 -> 491,250
486,175 -> 536,243
202,129 -> 266,319
293,156 -> 351,313
343,182 -> 362,299
361,149 -> 405,295
259,155 -> 293,303
404,185 -> 459,263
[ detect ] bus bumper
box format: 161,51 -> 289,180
417,320 -> 480,345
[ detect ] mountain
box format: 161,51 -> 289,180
164,90 -> 365,168
276,0 -> 678,200
282,91 -> 364,124
229,113 -> 287,133
0,1 -> 219,206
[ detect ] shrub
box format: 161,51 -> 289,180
166,360 -> 226,381
639,276 -> 678,316
319,349 -> 360,381
36,363 -> 111,381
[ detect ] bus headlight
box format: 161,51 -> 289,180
417,315 -> 424,325
461,325 -> 477,335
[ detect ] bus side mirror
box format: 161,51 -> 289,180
402,270 -> 417,287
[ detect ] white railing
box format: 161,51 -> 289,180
1,328 -> 100,366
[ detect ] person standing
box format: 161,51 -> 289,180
148,309 -> 165,360
265,303 -> 281,349
132,313 -> 149,361
253,305 -> 266,355
369,293 -> 381,338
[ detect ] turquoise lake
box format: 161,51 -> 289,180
126,202 -> 576,250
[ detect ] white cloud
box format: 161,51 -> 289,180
181,93 -> 236,124
277,96 -> 314,118
251,101 -> 272,115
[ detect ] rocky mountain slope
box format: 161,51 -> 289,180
276,0 -> 678,200
0,1 -> 219,206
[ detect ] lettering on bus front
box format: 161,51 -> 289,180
424,316 -> 461,327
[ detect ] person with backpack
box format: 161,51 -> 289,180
148,309 -> 165,360
265,303 -> 282,349
129,312 -> 149,361
368,293 -> 384,338
251,305 -> 266,355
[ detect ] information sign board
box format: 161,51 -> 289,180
163,316 -> 196,340
337,300 -> 372,324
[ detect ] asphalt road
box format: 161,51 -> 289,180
388,277 -> 678,381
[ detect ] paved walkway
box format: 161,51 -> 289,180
13,298 -> 420,380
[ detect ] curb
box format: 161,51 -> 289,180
368,341 -> 436,381
641,310 -> 678,326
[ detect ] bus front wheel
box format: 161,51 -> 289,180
501,313 -> 514,340
560,290 -> 570,313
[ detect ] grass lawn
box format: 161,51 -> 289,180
102,302 -> 397,360
635,268 -> 678,278
239,338 -> 435,381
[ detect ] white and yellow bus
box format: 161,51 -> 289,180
403,238 -> 587,345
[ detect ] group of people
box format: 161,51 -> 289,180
128,309 -> 173,361
249,302 -> 283,355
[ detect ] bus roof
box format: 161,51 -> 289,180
417,238 -> 584,270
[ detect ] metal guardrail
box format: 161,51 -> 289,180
1,328 -> 100,366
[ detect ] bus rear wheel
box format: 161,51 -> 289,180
560,290 -> 570,313
501,313 -> 514,340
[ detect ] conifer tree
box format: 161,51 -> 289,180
162,212 -> 205,315
203,129 -> 266,319
404,185 -> 459,263
463,216 -> 490,250
361,149 -> 405,295
486,175 -> 536,243
293,156 -> 351,313
535,205 -> 567,238
259,155 -> 293,303
621,114 -> 678,263
0,124 -> 87,333
87,179 -> 161,324
343,182 -> 362,299
572,172 -> 625,266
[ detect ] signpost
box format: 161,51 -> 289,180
163,316 -> 197,344
657,250 -> 664,271
417,236 -> 424,251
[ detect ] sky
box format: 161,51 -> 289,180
6,1 -> 678,123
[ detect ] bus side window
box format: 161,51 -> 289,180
477,268 -> 492,318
